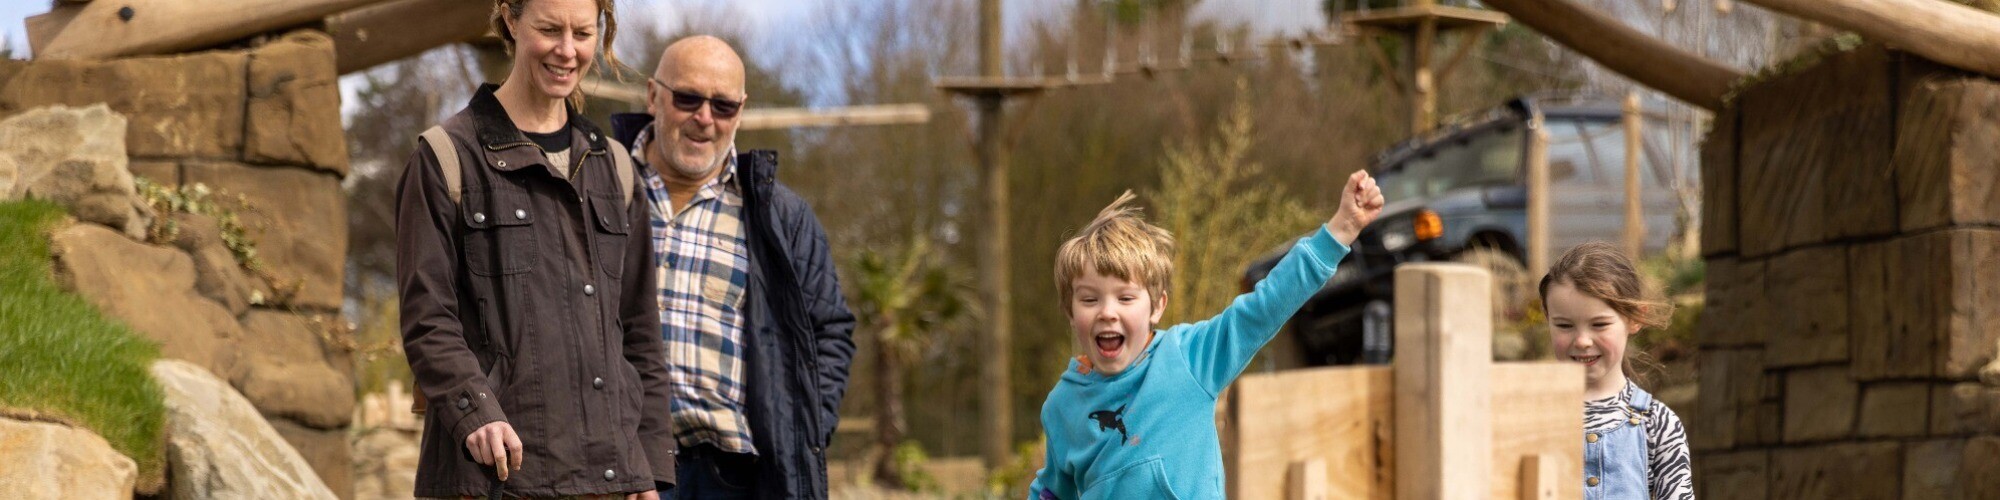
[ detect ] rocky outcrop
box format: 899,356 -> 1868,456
0,28 -> 354,497
153,359 -> 337,500
0,417 -> 138,499
0,104 -> 153,238
51,223 -> 246,382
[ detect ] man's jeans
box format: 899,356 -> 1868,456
671,443 -> 756,500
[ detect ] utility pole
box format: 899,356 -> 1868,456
937,0 -> 1053,469
973,0 -> 1013,470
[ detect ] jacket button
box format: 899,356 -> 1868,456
603,469 -> 616,481
1587,476 -> 1600,487
592,377 -> 604,389
583,284 -> 596,296
473,212 -> 487,223
498,160 -> 508,168
456,397 -> 469,410
1586,433 -> 1599,443
590,133 -> 599,141
515,209 -> 527,220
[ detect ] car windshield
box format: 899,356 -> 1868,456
1378,125 -> 1524,200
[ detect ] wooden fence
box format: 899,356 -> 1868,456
1223,263 -> 1584,499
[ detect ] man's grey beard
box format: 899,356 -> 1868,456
668,140 -> 733,178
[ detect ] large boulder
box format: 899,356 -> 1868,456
152,359 -> 336,500
272,419 -> 354,500
0,50 -> 247,159
0,104 -> 152,239
244,31 -> 348,175
236,309 -> 355,430
51,223 -> 244,381
0,416 -> 138,499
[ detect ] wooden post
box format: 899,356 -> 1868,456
1517,453 -> 1560,500
975,0 -> 1014,470
1393,263 -> 1493,499
1622,92 -> 1644,259
1525,115 -> 1551,278
1411,0 -> 1438,133
1288,458 -> 1329,500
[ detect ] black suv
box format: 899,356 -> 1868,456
1245,95 -> 1689,366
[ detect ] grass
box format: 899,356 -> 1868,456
0,200 -> 167,486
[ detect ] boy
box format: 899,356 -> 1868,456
1028,171 -> 1383,499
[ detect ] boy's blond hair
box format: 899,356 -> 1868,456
1054,190 -> 1175,313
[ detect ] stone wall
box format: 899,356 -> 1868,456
0,30 -> 354,498
1697,43 -> 2000,499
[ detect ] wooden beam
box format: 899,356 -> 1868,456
1739,0 -> 2000,80
739,105 -> 931,130
329,0 -> 490,74
581,76 -> 647,104
1479,0 -> 1743,110
1346,4 -> 1509,32
29,0 -> 389,60
1393,263 -> 1492,500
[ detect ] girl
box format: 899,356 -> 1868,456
1539,242 -> 1692,500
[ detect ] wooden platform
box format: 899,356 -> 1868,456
1345,5 -> 1509,33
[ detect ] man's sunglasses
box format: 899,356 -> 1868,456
650,78 -> 743,119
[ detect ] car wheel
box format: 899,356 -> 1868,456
1361,299 -> 1392,364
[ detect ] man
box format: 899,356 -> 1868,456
610,36 -> 857,499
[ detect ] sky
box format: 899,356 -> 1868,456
2,0 -> 1326,60
4,0 -> 1329,120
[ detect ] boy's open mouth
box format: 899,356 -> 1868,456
1095,332 -> 1126,358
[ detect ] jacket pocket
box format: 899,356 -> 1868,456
588,192 -> 631,279
1082,457 -> 1183,500
461,187 -> 538,276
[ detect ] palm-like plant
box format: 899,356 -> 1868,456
849,238 -> 970,489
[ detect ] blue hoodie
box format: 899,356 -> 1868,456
1028,227 -> 1348,500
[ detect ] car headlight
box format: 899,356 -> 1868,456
1382,230 -> 1413,252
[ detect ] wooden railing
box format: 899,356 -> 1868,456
1223,263 -> 1584,499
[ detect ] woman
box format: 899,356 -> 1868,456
395,0 -> 671,498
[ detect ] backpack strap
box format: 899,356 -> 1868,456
409,125 -> 463,416
606,137 -> 636,207
420,125 -> 464,205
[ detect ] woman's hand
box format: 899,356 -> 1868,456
465,421 -> 523,481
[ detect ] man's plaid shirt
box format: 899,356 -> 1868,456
632,129 -> 756,454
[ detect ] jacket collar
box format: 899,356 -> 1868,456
469,84 -> 609,173
612,112 -> 777,191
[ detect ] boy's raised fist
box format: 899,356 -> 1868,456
1329,170 -> 1386,245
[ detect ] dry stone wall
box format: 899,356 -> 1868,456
0,29 -> 354,499
1698,43 -> 2000,499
